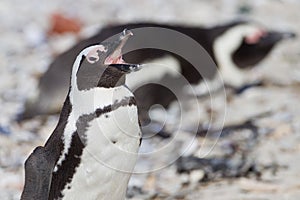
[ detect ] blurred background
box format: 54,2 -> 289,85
0,0 -> 300,199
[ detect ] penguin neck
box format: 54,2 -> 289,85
96,68 -> 126,88
70,85 -> 132,115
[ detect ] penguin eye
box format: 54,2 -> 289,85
86,45 -> 108,64
245,29 -> 267,44
87,55 -> 98,63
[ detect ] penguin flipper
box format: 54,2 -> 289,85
21,146 -> 54,200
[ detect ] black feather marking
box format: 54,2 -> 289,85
48,132 -> 84,200
77,96 -> 137,140
21,147 -> 53,200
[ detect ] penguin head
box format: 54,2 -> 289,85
73,29 -> 141,90
232,26 -> 296,68
213,21 -> 296,69
211,21 -> 296,87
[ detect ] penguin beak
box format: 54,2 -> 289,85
260,31 -> 297,45
278,31 -> 296,39
104,29 -> 142,73
109,63 -> 142,73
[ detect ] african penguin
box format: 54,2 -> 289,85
18,21 -> 295,124
21,29 -> 142,200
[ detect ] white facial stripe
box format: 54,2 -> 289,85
213,24 -> 263,86
86,45 -> 107,64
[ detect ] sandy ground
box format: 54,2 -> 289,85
0,0 -> 300,199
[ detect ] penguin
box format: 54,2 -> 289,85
18,21 -> 296,123
21,29 -> 142,200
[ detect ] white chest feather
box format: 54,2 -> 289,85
61,105 -> 141,200
55,86 -> 135,170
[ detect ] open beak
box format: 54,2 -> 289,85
104,29 -> 142,73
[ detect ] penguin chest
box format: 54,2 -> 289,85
61,105 -> 141,200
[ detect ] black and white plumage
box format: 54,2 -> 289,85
21,29 -> 142,200
18,21 -> 295,122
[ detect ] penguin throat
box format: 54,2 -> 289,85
97,67 -> 126,88
100,48 -> 127,88
98,50 -> 128,88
